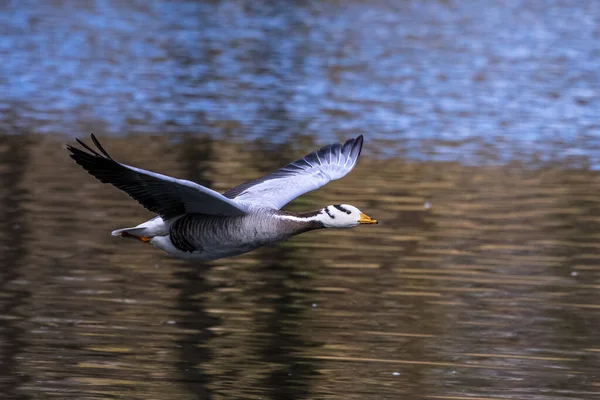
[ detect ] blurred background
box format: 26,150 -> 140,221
1,1 -> 599,399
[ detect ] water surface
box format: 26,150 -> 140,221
0,0 -> 599,164
0,1 -> 599,399
0,134 -> 599,399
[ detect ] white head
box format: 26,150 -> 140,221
317,204 -> 378,228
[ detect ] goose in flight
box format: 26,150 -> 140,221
67,134 -> 377,260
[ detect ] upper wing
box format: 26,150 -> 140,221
224,135 -> 363,210
67,134 -> 248,219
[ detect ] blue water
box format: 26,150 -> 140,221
1,0 -> 599,166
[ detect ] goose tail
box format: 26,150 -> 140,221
111,216 -> 169,238
111,227 -> 148,237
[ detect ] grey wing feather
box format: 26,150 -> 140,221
224,135 -> 363,210
67,134 -> 248,219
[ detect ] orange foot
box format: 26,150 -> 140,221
121,232 -> 152,243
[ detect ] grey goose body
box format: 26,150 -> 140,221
67,135 -> 377,260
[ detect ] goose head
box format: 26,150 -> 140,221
318,204 -> 378,228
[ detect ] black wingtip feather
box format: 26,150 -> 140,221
74,137 -> 104,158
355,134 -> 364,149
352,134 -> 363,160
90,133 -> 114,160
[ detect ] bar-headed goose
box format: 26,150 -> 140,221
67,134 -> 377,260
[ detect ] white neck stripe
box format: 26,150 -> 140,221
274,214 -> 320,223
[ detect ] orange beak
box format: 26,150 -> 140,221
358,213 -> 378,224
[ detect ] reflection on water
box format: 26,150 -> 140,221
0,133 -> 599,399
0,0 -> 600,398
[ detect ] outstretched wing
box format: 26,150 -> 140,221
224,135 -> 363,210
67,134 -> 248,219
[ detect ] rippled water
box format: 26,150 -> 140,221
1,0 -> 600,164
1,1 -> 600,399
1,134 -> 599,399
